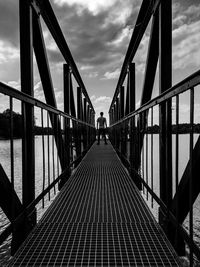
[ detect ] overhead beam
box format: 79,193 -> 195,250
32,0 -> 94,112
109,0 -> 161,112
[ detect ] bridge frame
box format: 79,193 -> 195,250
109,0 -> 200,265
0,0 -> 95,255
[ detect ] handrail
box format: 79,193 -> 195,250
108,0 -> 200,264
0,0 -> 96,257
0,82 -> 95,128
110,70 -> 200,127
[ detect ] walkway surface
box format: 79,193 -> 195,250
9,141 -> 181,266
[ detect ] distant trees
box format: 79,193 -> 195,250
0,109 -> 23,138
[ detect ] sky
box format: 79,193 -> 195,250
0,0 -> 200,125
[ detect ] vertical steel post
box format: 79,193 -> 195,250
87,104 -> 90,123
77,87 -> 82,159
159,0 -> 172,207
13,0 -> 36,255
129,63 -> 135,113
120,86 -> 125,156
83,98 -> 87,149
116,98 -> 120,150
125,73 -> 130,115
113,104 -> 116,147
129,63 -> 142,190
20,0 -> 35,210
59,64 -> 71,189
120,86 -> 124,119
159,0 -> 173,249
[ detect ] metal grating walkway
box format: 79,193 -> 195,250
9,141 -> 181,266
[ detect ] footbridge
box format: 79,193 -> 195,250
0,0 -> 200,266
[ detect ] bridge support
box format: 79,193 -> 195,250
158,0 -> 185,256
129,63 -> 142,190
76,86 -> 83,165
33,11 -> 67,173
10,0 -> 37,255
59,64 -> 72,190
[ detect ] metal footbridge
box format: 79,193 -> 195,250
9,142 -> 180,266
0,0 -> 200,266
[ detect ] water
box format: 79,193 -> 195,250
0,136 -> 60,265
140,134 -> 200,264
0,135 -> 200,264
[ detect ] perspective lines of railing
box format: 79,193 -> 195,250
109,0 -> 200,266
0,0 -> 96,260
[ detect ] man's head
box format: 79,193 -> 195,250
100,112 -> 103,116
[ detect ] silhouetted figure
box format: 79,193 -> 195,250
96,112 -> 107,145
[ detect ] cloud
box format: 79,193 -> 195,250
48,0 -> 141,74
173,2 -> 200,29
6,80 -> 21,90
54,0 -> 118,16
172,20 -> 200,69
80,65 -> 94,71
94,96 -> 112,103
102,68 -> 120,80
0,41 -> 19,64
0,1 -> 19,46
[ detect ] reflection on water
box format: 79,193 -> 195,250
141,134 -> 200,253
0,136 -> 60,265
0,135 -> 200,264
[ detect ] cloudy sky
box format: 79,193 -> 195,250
0,0 -> 200,123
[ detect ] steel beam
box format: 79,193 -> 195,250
120,86 -> 124,119
109,0 -> 161,112
128,64 -> 142,190
158,0 -> 177,254
59,64 -> 71,189
125,74 -> 130,116
32,0 -> 94,112
159,0 -> 172,206
32,11 -> 66,170
17,0 -> 36,254
77,87 -> 82,159
141,10 -> 159,106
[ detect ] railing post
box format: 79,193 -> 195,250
77,86 -> 82,161
125,73 -> 130,116
83,98 -> 87,149
159,0 -> 172,208
12,0 -> 36,255
129,63 -> 142,190
158,0 -> 183,254
59,64 -> 71,190
116,98 -> 120,150
120,86 -> 125,157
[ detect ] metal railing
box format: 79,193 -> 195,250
109,0 -> 200,265
109,70 -> 200,263
0,0 -> 95,257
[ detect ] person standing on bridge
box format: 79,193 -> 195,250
96,112 -> 107,145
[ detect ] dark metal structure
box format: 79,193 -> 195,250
0,0 -> 95,255
8,142 -> 181,266
109,0 -> 200,265
0,0 -> 200,266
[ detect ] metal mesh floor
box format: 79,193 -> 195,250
9,141 -> 181,266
